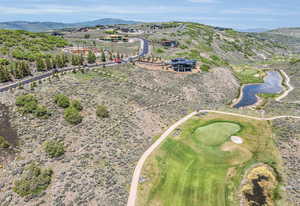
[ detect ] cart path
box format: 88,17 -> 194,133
276,69 -> 294,101
126,109 -> 300,206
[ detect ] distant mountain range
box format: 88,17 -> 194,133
238,28 -> 270,33
0,18 -> 140,32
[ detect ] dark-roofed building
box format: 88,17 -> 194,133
170,58 -> 197,72
161,40 -> 178,47
51,32 -> 64,37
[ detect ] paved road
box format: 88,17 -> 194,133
0,38 -> 149,93
175,24 -> 186,32
126,111 -> 198,206
126,109 -> 300,206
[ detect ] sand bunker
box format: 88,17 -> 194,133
231,136 -> 243,144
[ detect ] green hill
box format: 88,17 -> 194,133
147,22 -> 287,66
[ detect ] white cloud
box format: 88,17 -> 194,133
222,8 -> 300,16
0,4 -> 211,15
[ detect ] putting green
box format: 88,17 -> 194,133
194,122 -> 241,146
138,116 -> 281,206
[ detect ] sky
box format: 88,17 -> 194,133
0,0 -> 300,29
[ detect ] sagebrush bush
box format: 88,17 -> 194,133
16,94 -> 37,107
13,163 -> 53,197
201,64 -> 210,72
0,136 -> 10,148
96,105 -> 109,118
16,94 -> 50,118
64,106 -> 83,124
43,140 -> 65,158
34,105 -> 51,118
54,94 -> 70,108
71,99 -> 83,111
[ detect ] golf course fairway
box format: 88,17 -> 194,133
137,113 -> 283,206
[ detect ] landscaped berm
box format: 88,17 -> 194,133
137,113 -> 284,206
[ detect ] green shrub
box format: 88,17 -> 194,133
16,94 -> 37,107
96,105 -> 109,118
0,136 -> 10,148
34,105 -> 51,118
13,163 -> 53,197
54,94 -> 70,108
156,48 -> 165,53
0,58 -> 9,65
43,140 -> 65,158
201,64 -> 210,72
21,100 -> 38,113
64,107 -> 83,124
71,99 -> 83,111
180,44 -> 188,49
16,94 -> 50,117
16,94 -> 38,113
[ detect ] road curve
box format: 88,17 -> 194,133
126,111 -> 198,206
0,38 -> 149,93
126,109 -> 300,206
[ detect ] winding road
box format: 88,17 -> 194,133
0,38 -> 149,93
126,109 -> 300,206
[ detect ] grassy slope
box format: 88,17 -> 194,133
148,22 -> 285,67
138,113 -> 282,206
232,66 -> 266,84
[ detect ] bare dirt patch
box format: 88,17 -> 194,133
0,103 -> 18,165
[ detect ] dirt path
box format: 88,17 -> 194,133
126,109 -> 300,206
276,69 -> 294,101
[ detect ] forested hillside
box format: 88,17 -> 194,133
0,30 -> 71,82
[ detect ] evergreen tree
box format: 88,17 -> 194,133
87,51 -> 96,64
36,57 -> 46,71
71,55 -> 78,66
52,57 -> 57,69
0,65 -> 10,82
79,54 -> 84,65
22,61 -> 31,76
101,51 -> 106,62
55,55 -> 63,68
45,57 -> 53,70
61,54 -> 69,67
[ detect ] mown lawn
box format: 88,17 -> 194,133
137,113 -> 282,206
233,68 -> 266,84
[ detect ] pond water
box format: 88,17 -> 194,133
234,71 -> 284,108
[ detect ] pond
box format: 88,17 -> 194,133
234,71 -> 284,108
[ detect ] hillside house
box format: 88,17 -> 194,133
100,35 -> 128,42
170,58 -> 197,72
161,40 -> 178,47
51,32 -> 64,37
64,47 -> 100,56
77,27 -> 89,32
